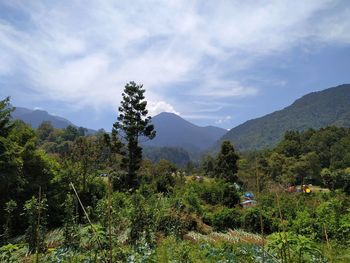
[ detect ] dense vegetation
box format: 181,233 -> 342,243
1,83 -> 350,262
221,84 -> 350,151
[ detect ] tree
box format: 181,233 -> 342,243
215,141 -> 239,183
276,130 -> 301,157
36,121 -> 54,142
62,125 -> 79,141
113,82 -> 156,189
201,154 -> 215,177
0,97 -> 14,138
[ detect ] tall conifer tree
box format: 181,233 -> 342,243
215,141 -> 239,183
113,82 -> 156,188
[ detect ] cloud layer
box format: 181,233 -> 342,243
1,0 -> 350,126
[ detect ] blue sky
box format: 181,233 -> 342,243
1,1 -> 350,130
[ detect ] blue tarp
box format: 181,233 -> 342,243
244,192 -> 255,199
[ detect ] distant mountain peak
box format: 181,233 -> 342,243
145,112 -> 226,153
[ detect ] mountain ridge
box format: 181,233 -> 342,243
219,84 -> 350,151
12,107 -> 74,129
11,106 -> 97,135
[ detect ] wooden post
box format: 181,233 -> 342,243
70,182 -> 108,263
35,186 -> 42,263
256,157 -> 265,263
108,175 -> 113,263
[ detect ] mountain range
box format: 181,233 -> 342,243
12,107 -> 74,129
10,106 -> 227,154
10,84 -> 350,154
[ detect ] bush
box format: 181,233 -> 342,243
129,193 -> 156,246
204,207 -> 241,231
153,173 -> 176,194
242,207 -> 275,234
24,196 -> 47,253
266,232 -> 326,262
183,180 -> 240,208
290,210 -> 316,238
158,208 -> 199,238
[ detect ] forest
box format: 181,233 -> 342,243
1,82 -> 350,262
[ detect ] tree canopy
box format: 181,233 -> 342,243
215,140 -> 239,183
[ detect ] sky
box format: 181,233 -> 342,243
1,0 -> 350,131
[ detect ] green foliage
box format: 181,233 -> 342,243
37,121 -> 55,142
0,97 -> 14,137
0,136 -> 23,209
201,154 -> 216,177
290,210 -> 316,237
199,180 -> 240,208
152,160 -> 177,193
240,126 -> 350,189
204,207 -> 241,231
3,93 -> 350,262
129,192 -> 157,246
266,232 -> 326,262
242,207 -> 275,234
2,200 -> 17,243
0,243 -> 22,263
321,168 -> 350,193
143,146 -> 190,167
154,236 -> 276,262
62,194 -> 79,249
24,195 -> 48,253
158,208 -> 198,238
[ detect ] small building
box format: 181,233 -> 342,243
240,199 -> 257,208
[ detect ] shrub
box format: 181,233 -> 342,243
129,193 -> 156,246
2,200 -> 17,244
158,208 -> 200,238
24,195 -> 47,253
266,232 -> 326,262
242,207 -> 275,234
291,210 -> 316,238
204,207 -> 241,231
200,181 -> 240,208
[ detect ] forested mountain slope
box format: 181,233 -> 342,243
220,84 -> 350,151
144,112 -> 227,153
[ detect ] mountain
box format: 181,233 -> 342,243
12,107 -> 73,129
11,106 -> 96,134
144,112 -> 227,153
220,84 -> 350,152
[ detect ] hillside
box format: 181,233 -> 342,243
144,112 -> 227,153
220,84 -> 350,151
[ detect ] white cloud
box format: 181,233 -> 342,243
148,101 -> 180,116
0,0 -> 349,117
196,79 -> 258,98
215,116 -> 232,125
